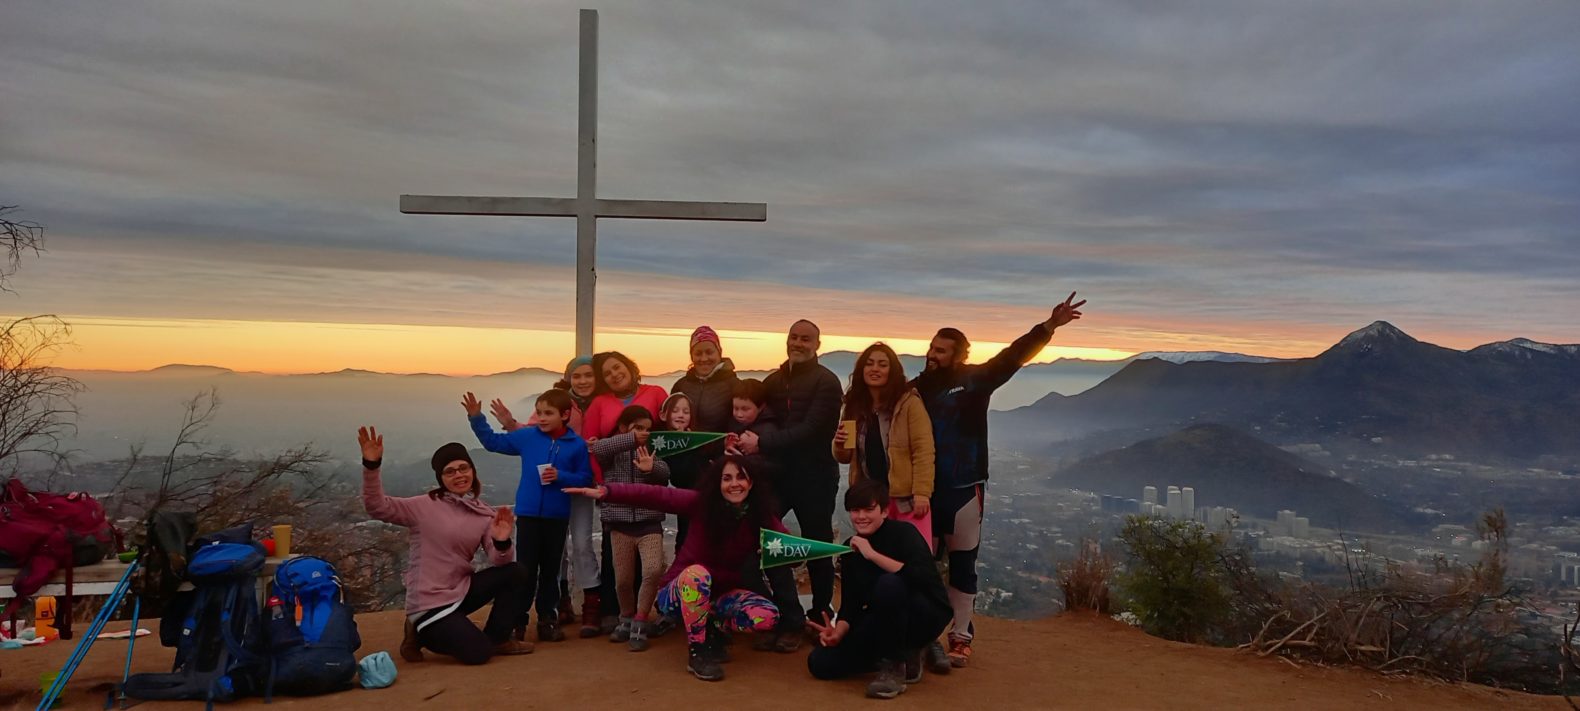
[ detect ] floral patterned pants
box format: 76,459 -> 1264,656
656,564 -> 779,644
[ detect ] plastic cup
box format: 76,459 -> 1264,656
840,420 -> 857,449
272,524 -> 292,558
536,463 -> 553,485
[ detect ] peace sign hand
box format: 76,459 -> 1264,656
805,611 -> 845,648
1046,291 -> 1087,331
633,446 -> 655,473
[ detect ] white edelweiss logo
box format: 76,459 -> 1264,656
765,538 -> 785,556
652,435 -> 670,451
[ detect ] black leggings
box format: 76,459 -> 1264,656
807,573 -> 952,678
517,515 -> 569,625
416,565 -> 529,665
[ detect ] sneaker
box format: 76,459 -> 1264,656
925,641 -> 951,675
904,650 -> 924,684
688,642 -> 725,681
771,631 -> 802,653
579,589 -> 603,638
400,619 -> 425,663
627,621 -> 650,652
866,659 -> 907,699
539,621 -> 566,642
947,635 -> 972,668
610,618 -> 632,643
492,639 -> 535,656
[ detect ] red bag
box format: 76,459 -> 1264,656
0,478 -> 118,634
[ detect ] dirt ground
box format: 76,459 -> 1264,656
3,609 -> 1563,710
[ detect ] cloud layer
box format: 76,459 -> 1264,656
2,0 -> 1577,367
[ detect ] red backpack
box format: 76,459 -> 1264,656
0,478 -> 119,633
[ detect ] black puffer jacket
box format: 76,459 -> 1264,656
671,359 -> 740,434
760,356 -> 843,494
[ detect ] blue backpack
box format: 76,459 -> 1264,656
122,539 -> 270,709
267,556 -> 361,697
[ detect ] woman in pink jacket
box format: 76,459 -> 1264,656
358,427 -> 534,665
582,351 -> 669,441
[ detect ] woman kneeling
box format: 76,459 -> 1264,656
358,427 -> 534,665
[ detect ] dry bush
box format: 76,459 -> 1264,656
1229,509 -> 1555,692
1058,538 -> 1113,614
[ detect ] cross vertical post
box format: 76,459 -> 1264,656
575,8 -> 598,358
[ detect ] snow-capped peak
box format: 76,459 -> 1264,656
1132,351 -> 1280,364
1337,321 -> 1412,347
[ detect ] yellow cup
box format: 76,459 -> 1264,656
840,420 -> 857,449
272,524 -> 292,558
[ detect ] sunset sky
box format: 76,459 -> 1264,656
2,1 -> 1576,375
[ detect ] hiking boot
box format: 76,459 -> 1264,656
609,618 -> 632,643
579,589 -> 603,638
492,638 -> 534,656
947,635 -> 973,668
905,650 -> 924,684
707,625 -> 733,663
925,640 -> 951,675
557,582 -> 577,626
400,618 -> 425,663
539,621 -> 566,642
627,620 -> 650,652
866,659 -> 907,699
687,642 -> 725,681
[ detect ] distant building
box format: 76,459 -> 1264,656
1142,486 -> 1158,506
1276,510 -> 1297,536
1166,487 -> 1183,519
1293,517 -> 1310,539
1181,487 -> 1196,520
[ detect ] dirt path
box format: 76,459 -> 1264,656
4,610 -> 1558,710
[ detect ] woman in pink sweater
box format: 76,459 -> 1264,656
358,427 -> 534,665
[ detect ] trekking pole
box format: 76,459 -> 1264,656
117,594 -> 142,709
37,561 -> 137,711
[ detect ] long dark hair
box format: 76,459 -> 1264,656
592,351 -> 642,396
844,342 -> 909,416
696,454 -> 778,540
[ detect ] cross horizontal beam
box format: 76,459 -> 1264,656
400,195 -> 766,221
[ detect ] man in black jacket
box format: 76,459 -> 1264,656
742,319 -> 843,644
912,292 -> 1085,670
807,481 -> 950,699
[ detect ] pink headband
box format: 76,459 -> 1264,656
690,325 -> 720,349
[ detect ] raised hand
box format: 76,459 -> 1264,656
633,446 -> 654,473
490,399 -> 519,431
562,486 -> 608,500
356,426 -> 384,463
461,392 -> 485,418
1045,291 -> 1087,330
490,506 -> 514,541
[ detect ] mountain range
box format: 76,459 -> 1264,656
993,322 -> 1580,460
1054,424 -> 1407,531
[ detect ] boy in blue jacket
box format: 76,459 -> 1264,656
464,389 -> 593,643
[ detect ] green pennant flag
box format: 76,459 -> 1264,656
760,529 -> 852,569
648,431 -> 727,458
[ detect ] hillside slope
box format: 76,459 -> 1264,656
5,610 -> 1558,710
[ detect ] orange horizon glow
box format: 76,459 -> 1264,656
15,312 -> 1541,377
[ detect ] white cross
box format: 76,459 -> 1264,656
400,9 -> 767,356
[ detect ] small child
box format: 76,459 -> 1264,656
727,378 -> 780,483
659,393 -> 711,548
465,389 -> 594,643
589,405 -> 670,651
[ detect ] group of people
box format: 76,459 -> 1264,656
358,293 -> 1086,698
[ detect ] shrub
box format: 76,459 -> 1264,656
1058,539 -> 1113,614
1116,515 -> 1231,643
